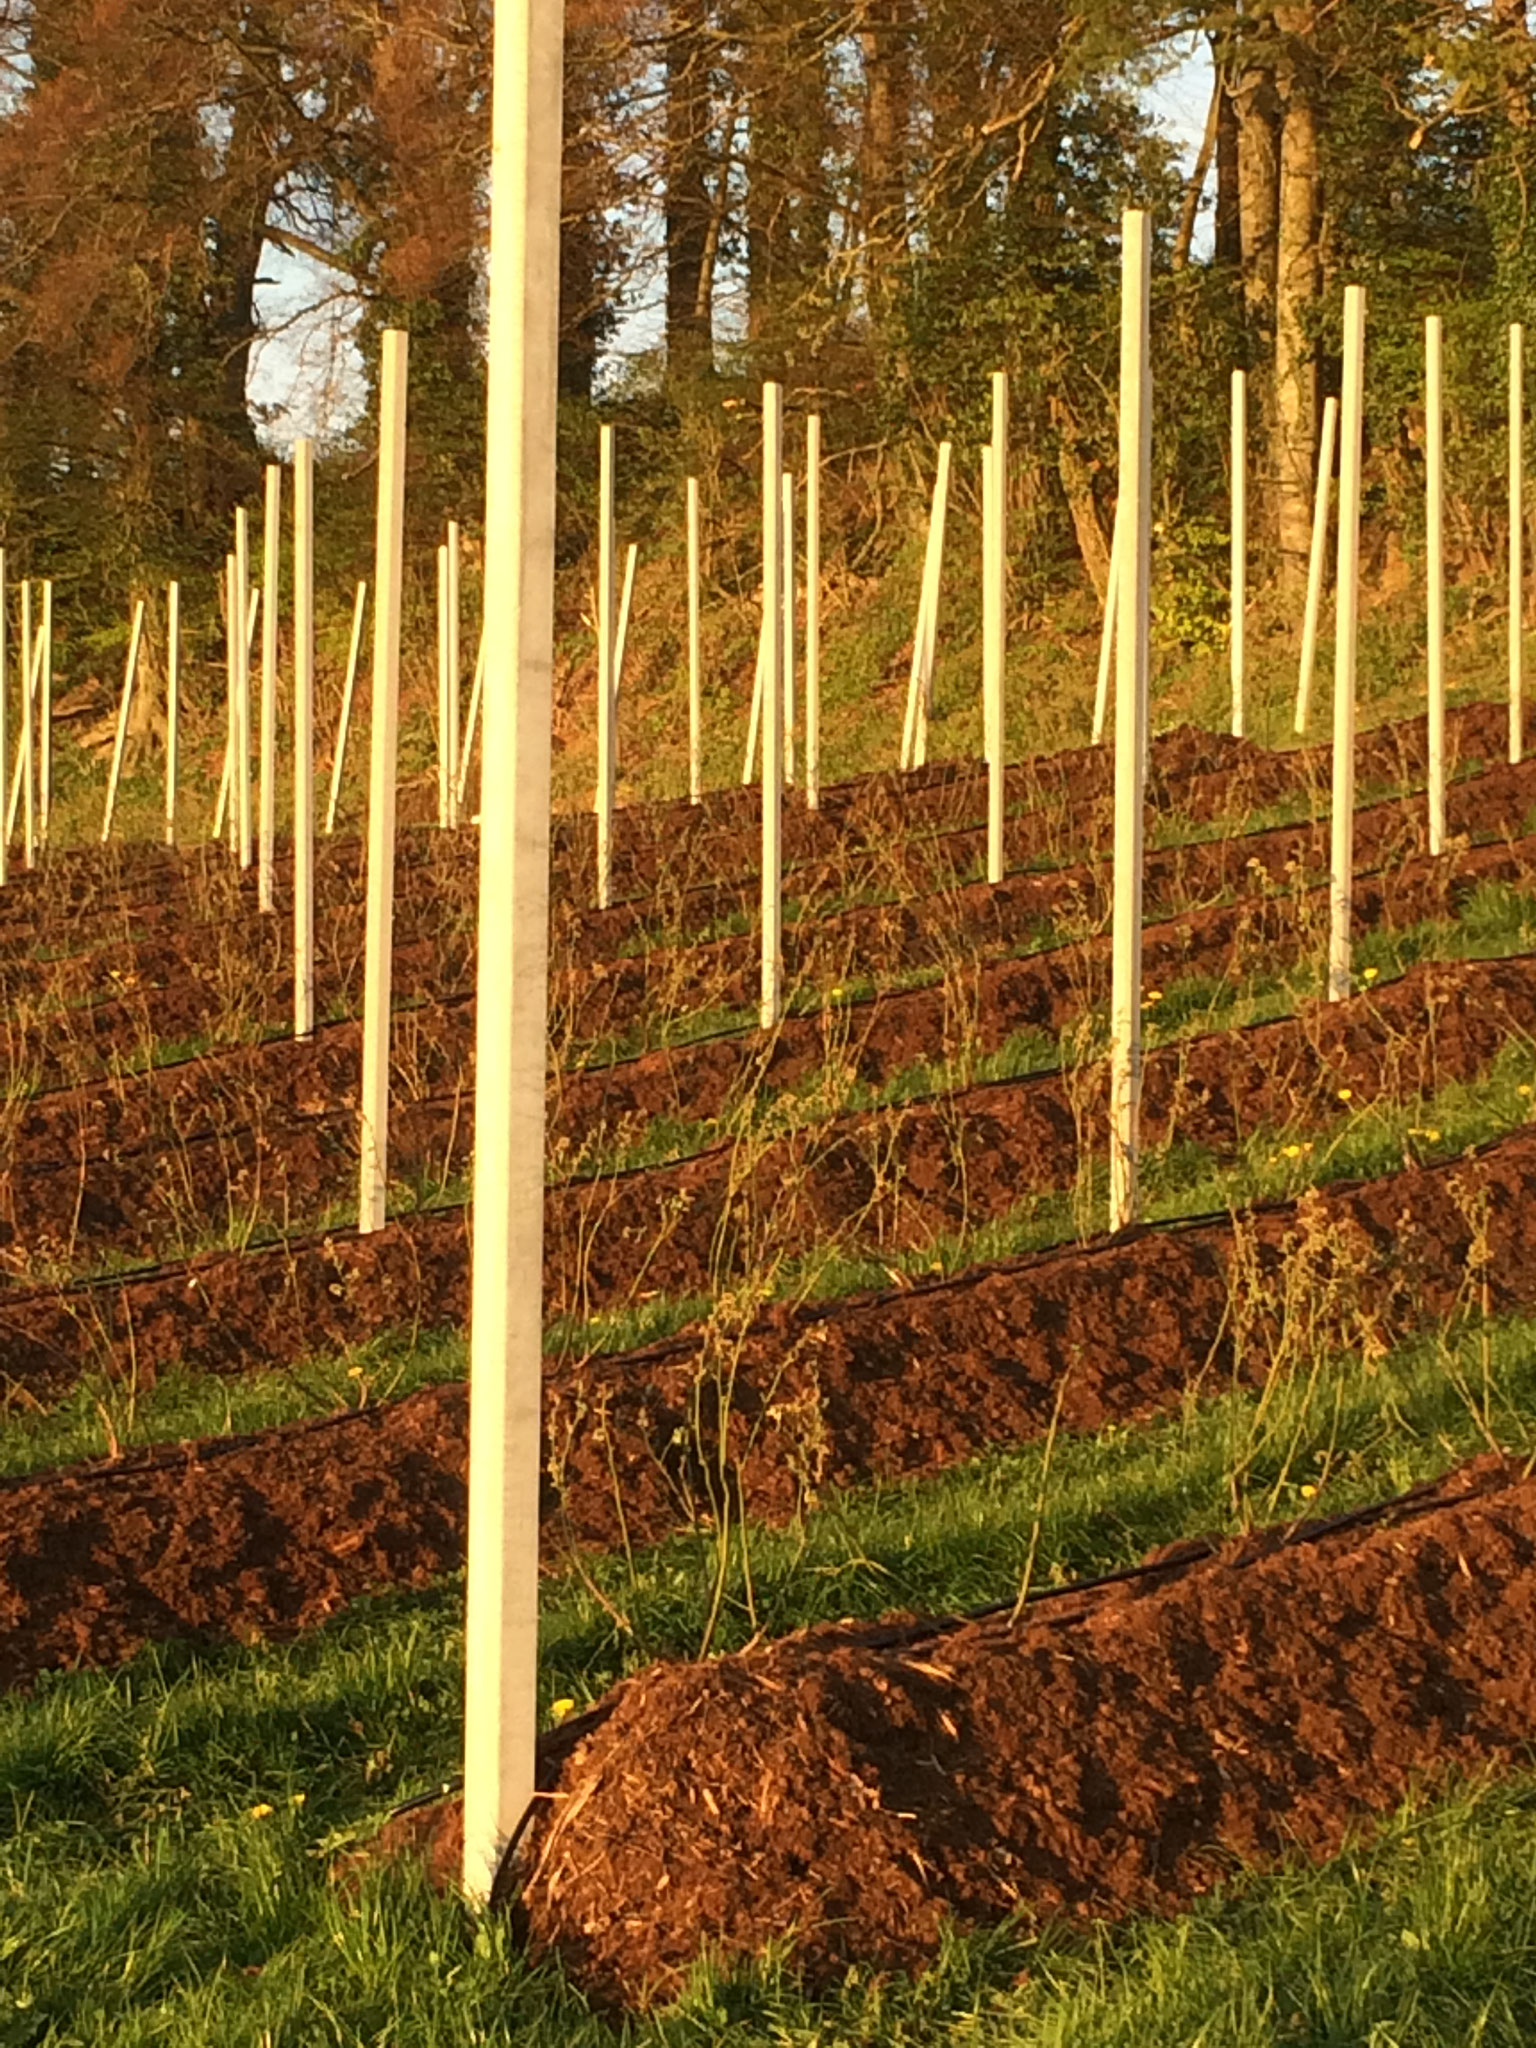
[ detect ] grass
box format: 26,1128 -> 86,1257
4,1291 -> 1536,2041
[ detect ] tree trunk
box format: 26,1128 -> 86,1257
1231,53 -> 1281,352
665,3 -> 714,373
1213,50 -> 1243,267
1051,395 -> 1112,599
860,0 -> 910,325
1271,16 -> 1322,593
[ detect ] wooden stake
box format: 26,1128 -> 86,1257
325,581 -> 368,834
1108,210 -> 1152,1233
446,520 -> 461,827
437,543 -> 451,826
1425,321 -> 1445,855
38,581 -> 51,844
7,603 -> 43,857
213,582 -> 261,845
1511,322 -> 1524,766
782,470 -> 795,786
805,415 -> 821,810
0,552 -> 7,886
1230,368 -> 1246,739
1092,512 -> 1119,746
19,577 -> 32,872
902,440 -> 952,771
259,466 -> 281,910
761,382 -> 784,1029
613,540 -> 637,724
984,369 -> 1008,883
687,477 -> 702,804
357,328 -> 410,1235
165,581 -> 180,847
1329,285 -> 1366,1004
19,579 -> 33,870
594,421 -> 616,910
294,438 -> 316,1038
460,0 -> 562,1903
235,506 -> 253,869
743,616 -> 765,786
101,600 -> 147,842
457,628 -> 486,817
1294,393 -> 1338,735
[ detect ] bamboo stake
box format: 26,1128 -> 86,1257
446,519 -> 461,827
1329,285 -> 1366,1004
613,540 -> 637,719
19,579 -> 32,868
806,414 -> 821,810
594,421 -> 616,910
0,552 -> 6,886
437,543 -> 451,826
743,617 -> 765,786
213,584 -> 261,844
325,581 -> 368,834
259,466 -> 281,910
1092,513 -> 1119,746
984,369 -> 1008,883
460,0 -> 562,1902
1108,210 -> 1152,1234
687,477 -> 702,804
457,629 -> 486,816
902,440 -> 953,771
761,382 -> 784,1029
1426,322 -> 1445,855
101,600 -> 147,842
7,605 -> 43,854
165,581 -> 180,846
1511,322 -> 1524,766
357,328 -> 409,1235
1230,369 -> 1246,738
294,438 -> 316,1038
1294,393 -> 1338,735
782,470 -> 795,786
214,556 -> 235,844
235,505 -> 252,869
38,581 -> 51,844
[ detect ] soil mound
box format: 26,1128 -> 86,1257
517,1454 -> 1536,2007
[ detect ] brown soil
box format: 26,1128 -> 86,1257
3,1121 -> 1535,1689
8,944 -> 1535,1308
5,717 -> 1535,1251
508,1451 -> 1536,2007
0,701 -> 1514,1095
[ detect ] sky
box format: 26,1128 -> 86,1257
247,39 -> 1217,446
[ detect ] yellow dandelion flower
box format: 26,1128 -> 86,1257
249,1803 -> 274,1820
1363,966 -> 1379,981
1338,1087 -> 1353,1102
550,1698 -> 577,1725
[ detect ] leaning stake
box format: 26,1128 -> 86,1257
293,437 -> 316,1037
357,329 -> 410,1235
325,581 -> 368,835
460,0 -> 563,1907
1328,285 -> 1366,1003
1108,209 -> 1152,1233
101,600 -> 147,842
1294,394 -> 1338,736
1426,320 -> 1445,855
